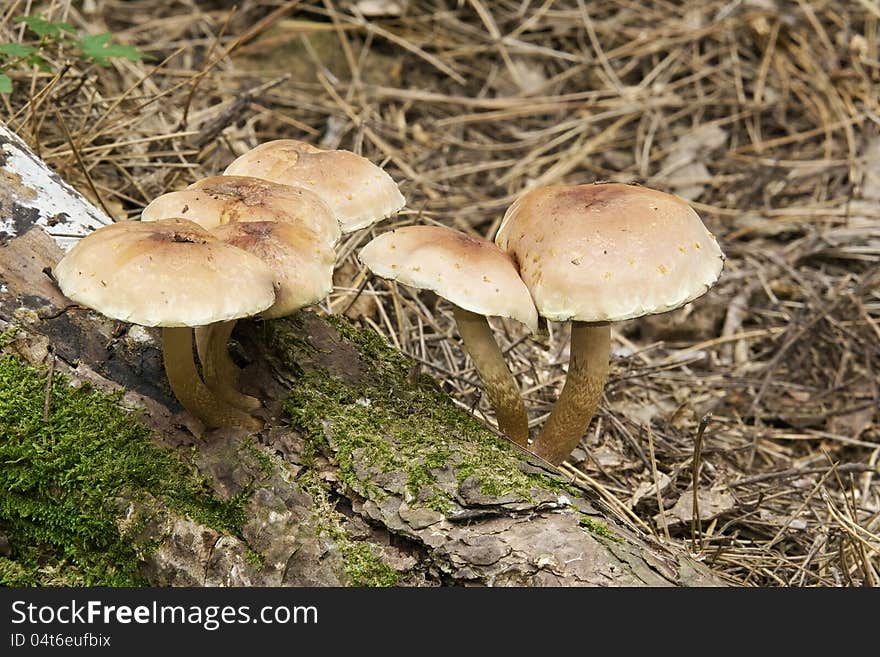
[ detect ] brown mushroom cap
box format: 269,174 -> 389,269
495,183 -> 724,322
141,175 -> 341,245
359,225 -> 538,331
53,218 -> 276,327
224,140 -> 405,233
211,221 -> 335,319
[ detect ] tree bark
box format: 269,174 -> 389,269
0,123 -> 725,587
0,123 -> 111,250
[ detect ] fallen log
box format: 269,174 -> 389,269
0,122 -> 724,586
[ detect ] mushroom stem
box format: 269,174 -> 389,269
452,305 -> 529,446
195,321 -> 262,412
530,321 -> 610,465
162,326 -> 263,431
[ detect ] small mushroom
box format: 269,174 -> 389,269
202,221 -> 335,409
495,183 -> 724,464
141,174 -> 342,409
359,225 -> 537,446
52,218 -> 276,431
137,142 -> 404,413
142,175 -> 341,244
224,139 -> 406,232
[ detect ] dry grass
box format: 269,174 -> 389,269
2,0 -> 878,586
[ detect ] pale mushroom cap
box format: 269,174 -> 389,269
224,140 -> 406,233
359,225 -> 538,331
53,219 -> 276,327
141,175 -> 341,245
495,183 -> 724,322
211,221 -> 335,319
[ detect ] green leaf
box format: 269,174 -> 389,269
77,33 -> 145,67
13,15 -> 75,38
0,74 -> 12,94
0,43 -> 36,57
27,53 -> 52,73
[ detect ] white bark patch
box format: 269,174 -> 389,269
0,123 -> 111,251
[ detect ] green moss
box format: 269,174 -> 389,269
195,490 -> 249,536
245,547 -> 266,569
0,324 -> 18,349
577,512 -> 623,543
299,471 -> 398,587
243,436 -> 275,476
266,315 -> 317,354
285,370 -> 540,512
273,316 -> 566,515
0,354 -> 246,586
341,542 -> 399,587
0,557 -> 29,583
323,314 -> 411,378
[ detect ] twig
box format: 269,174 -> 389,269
691,416 -> 709,552
646,425 -> 670,541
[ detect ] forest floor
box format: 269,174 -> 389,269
1,0 -> 878,586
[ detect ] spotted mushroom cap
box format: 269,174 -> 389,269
495,183 -> 725,322
359,225 -> 538,331
211,221 -> 335,320
141,175 -> 341,245
224,140 -> 406,233
53,218 -> 276,327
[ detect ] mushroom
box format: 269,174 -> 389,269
142,175 -> 341,245
359,225 -> 537,446
213,141 -> 406,408
495,183 -> 724,464
202,221 -> 335,409
137,142 -> 405,412
224,139 -> 406,232
52,218 -> 277,431
141,174 -> 341,409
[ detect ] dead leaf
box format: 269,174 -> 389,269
491,59 -> 548,96
663,161 -> 710,201
613,397 -> 675,426
653,124 -> 727,200
858,134 -> 880,201
759,509 -> 807,530
828,405 -> 875,438
655,487 -> 735,527
629,471 -> 673,507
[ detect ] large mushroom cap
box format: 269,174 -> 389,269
141,175 -> 341,245
359,225 -> 538,331
53,218 -> 276,327
224,140 -> 406,233
212,221 -> 335,319
495,183 -> 725,322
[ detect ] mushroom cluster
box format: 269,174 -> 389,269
53,140 -> 405,431
360,182 -> 724,465
55,142 -> 720,467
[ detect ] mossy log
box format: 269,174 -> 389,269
0,128 -> 725,587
